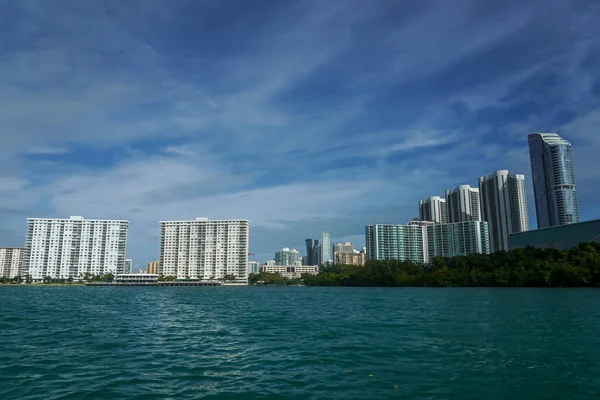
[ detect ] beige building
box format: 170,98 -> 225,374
335,251 -> 366,266
147,260 -> 159,274
259,264 -> 319,278
0,248 -> 24,278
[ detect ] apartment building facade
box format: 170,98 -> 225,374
23,216 -> 129,281
159,217 -> 249,280
0,248 -> 24,278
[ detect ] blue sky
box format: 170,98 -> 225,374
1,0 -> 599,268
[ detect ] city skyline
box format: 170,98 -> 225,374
0,1 -> 599,266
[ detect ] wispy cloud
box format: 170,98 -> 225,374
0,0 -> 599,265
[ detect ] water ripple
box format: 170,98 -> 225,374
2,287 -> 600,399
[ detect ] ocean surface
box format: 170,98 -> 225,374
1,287 -> 600,400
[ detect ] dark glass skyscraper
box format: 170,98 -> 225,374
305,239 -> 318,265
528,133 -> 579,229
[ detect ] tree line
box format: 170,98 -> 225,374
302,242 -> 600,287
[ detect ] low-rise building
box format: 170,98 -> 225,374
0,248 -> 24,278
509,219 -> 600,251
114,274 -> 158,284
259,264 -> 319,278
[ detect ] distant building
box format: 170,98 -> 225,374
366,220 -> 490,264
124,259 -> 133,274
0,248 -> 24,278
274,247 -> 300,266
335,251 -> 366,266
312,244 -> 322,266
479,170 -> 529,252
509,219 -> 600,251
114,274 -> 158,285
321,232 -> 331,264
248,261 -> 260,274
265,260 -> 276,266
365,224 -> 427,264
425,221 -> 490,259
147,260 -> 159,274
159,217 -> 249,280
23,216 -> 129,281
259,264 -> 319,279
419,196 -> 448,224
333,242 -> 355,254
445,185 -> 481,223
333,242 -> 356,264
305,239 -> 318,265
528,133 -> 579,228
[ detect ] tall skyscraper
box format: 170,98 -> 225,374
0,248 -> 24,278
445,185 -> 481,223
23,216 -> 129,281
419,196 -> 448,224
305,239 -> 318,265
274,247 -> 300,266
159,217 -> 249,280
321,232 -> 331,265
479,170 -> 529,252
528,133 -> 579,228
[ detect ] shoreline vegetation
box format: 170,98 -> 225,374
302,242 -> 600,287
3,242 -> 599,288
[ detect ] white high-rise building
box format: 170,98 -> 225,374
419,196 -> 448,224
0,248 -> 24,278
321,232 -> 331,265
23,216 -> 129,281
479,170 -> 529,252
445,185 -> 481,223
159,217 -> 249,281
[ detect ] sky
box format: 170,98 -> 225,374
0,0 -> 599,268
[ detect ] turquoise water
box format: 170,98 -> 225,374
1,287 -> 600,399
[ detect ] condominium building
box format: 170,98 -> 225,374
528,133 -> 579,228
479,170 -> 529,252
445,185 -> 481,223
366,220 -> 490,264
159,217 -> 249,280
321,232 -> 331,264
274,247 -> 300,266
419,196 -> 448,224
0,248 -> 24,278
335,251 -> 367,266
365,224 -> 427,264
425,221 -> 490,259
23,216 -> 129,281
